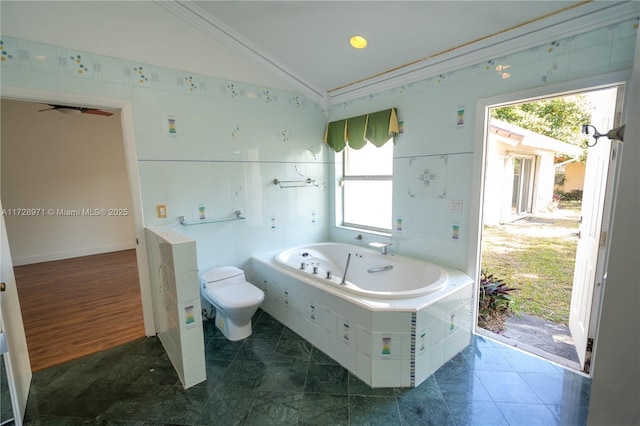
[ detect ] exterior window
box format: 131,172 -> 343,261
341,140 -> 393,231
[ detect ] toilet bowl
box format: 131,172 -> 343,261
200,266 -> 264,341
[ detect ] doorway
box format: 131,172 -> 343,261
511,156 -> 535,216
473,80 -> 623,373
0,99 -> 145,371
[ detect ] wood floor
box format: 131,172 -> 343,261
14,249 -> 146,372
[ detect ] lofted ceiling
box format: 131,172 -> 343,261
0,1 -> 636,105
191,0 -> 583,92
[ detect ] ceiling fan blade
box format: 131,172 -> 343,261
38,107 -> 56,112
82,109 -> 114,116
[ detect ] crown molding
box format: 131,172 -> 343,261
156,1 -> 638,109
154,0 -> 326,104
327,1 -> 639,105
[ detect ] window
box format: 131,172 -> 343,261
340,140 -> 393,231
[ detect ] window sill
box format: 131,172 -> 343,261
336,224 -> 392,238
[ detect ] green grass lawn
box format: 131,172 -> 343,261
481,202 -> 581,324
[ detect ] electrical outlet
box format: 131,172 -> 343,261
448,199 -> 463,214
157,204 -> 167,218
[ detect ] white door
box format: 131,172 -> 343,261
0,198 -> 32,425
569,137 -> 619,372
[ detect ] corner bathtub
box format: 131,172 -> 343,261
251,242 -> 474,388
275,242 -> 448,299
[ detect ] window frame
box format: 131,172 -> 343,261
339,141 -> 393,234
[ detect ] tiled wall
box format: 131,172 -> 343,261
0,36 -> 329,273
1,17 -> 637,275
328,18 -> 639,272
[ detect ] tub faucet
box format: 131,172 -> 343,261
369,242 -> 392,255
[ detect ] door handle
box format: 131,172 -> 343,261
0,282 -> 5,292
571,231 -> 581,238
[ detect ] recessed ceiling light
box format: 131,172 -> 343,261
349,35 -> 368,49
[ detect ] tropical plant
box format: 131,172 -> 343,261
478,270 -> 517,323
556,189 -> 583,201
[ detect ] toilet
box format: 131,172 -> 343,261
200,266 -> 265,341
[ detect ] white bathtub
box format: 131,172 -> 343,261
251,242 -> 474,388
275,243 -> 448,299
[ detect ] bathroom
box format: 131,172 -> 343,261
1,1 -> 639,424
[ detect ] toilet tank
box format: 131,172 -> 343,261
201,266 -> 246,287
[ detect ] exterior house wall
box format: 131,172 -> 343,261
482,136 -> 508,226
483,144 -> 555,226
536,154 -> 557,212
556,161 -> 586,193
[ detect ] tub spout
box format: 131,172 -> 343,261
369,242 -> 392,255
341,253 -> 352,285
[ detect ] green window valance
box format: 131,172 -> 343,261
324,108 -> 399,152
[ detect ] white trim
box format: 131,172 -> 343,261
120,102 -> 155,337
154,1 -> 637,107
3,351 -> 21,425
0,87 -> 156,337
329,2 -> 638,105
470,70 -> 630,277
469,71 -> 631,371
11,242 -> 136,266
154,0 -> 325,104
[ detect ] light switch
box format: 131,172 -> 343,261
157,204 -> 167,218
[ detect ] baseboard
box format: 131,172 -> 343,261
11,242 -> 136,266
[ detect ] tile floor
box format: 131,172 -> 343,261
22,310 -> 590,425
1,356 -> 15,423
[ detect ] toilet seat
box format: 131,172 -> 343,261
207,282 -> 264,310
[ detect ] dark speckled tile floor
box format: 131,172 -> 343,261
23,310 -> 590,425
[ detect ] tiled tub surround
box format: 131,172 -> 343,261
251,246 -> 473,388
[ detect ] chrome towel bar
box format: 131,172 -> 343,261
179,210 -> 246,226
273,178 -> 317,188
